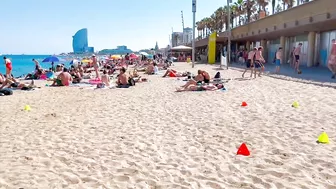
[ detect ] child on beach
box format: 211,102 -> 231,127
275,47 -> 282,74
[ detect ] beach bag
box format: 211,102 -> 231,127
0,88 -> 13,96
214,72 -> 221,79
128,78 -> 135,86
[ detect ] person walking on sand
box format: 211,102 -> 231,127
275,47 -> 282,74
32,59 -> 40,71
293,43 -> 303,74
254,47 -> 265,78
328,42 -> 336,79
242,47 -> 257,78
3,56 -> 12,78
92,54 -> 100,79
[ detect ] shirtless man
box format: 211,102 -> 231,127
32,59 -> 40,71
92,54 -> 100,79
293,43 -> 303,73
52,68 -> 72,86
117,67 -> 129,87
242,47 -> 257,78
254,47 -> 265,78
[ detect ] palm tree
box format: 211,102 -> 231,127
256,0 -> 269,12
244,0 -> 257,23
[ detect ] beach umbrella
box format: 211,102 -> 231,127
70,59 -> 80,65
42,56 -> 59,62
130,53 -> 138,59
81,59 -> 92,63
111,55 -> 122,60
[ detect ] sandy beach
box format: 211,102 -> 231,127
1,62 -> 336,189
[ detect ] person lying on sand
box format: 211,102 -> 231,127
199,70 -> 210,83
0,78 -> 36,90
51,68 -> 72,86
180,70 -> 205,88
162,69 -> 188,77
176,83 -> 224,92
117,67 -> 129,88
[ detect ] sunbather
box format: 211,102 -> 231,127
162,69 -> 188,77
51,68 -> 73,86
0,78 -> 36,90
176,83 -> 224,92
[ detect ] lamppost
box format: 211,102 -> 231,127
192,0 -> 196,68
227,0 -> 232,69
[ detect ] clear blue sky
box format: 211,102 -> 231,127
0,0 -> 226,54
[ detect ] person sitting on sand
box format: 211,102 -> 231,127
25,68 -> 43,80
200,70 -> 210,83
0,73 -> 5,84
70,67 -> 82,83
51,68 -> 72,86
101,70 -> 110,87
77,63 -> 85,77
153,62 -> 159,74
117,67 -> 129,88
0,77 -> 36,90
145,63 -> 154,74
176,83 -> 224,92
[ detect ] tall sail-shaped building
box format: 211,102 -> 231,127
72,28 -> 94,53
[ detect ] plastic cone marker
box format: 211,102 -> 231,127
292,101 -> 299,108
241,102 -> 248,107
317,132 -> 329,144
24,105 -> 31,111
237,143 -> 250,156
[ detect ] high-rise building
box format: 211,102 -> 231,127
72,28 -> 94,54
183,27 -> 193,44
171,27 -> 193,47
171,32 -> 183,47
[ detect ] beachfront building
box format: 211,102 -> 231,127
171,28 -> 193,47
192,0 -> 336,68
72,28 -> 94,54
99,46 -> 132,55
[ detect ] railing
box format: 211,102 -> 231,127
197,0 -> 313,40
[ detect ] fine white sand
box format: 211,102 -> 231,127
1,62 -> 336,189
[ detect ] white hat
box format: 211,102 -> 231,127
92,54 -> 96,57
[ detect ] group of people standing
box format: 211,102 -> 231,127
241,46 -> 267,78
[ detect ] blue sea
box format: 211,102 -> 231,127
0,55 -> 73,77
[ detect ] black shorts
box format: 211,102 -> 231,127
295,55 -> 300,62
246,59 -> 252,68
204,79 -> 210,83
254,61 -> 262,68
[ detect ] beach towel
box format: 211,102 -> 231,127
0,88 -> 13,96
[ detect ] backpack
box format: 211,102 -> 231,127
214,72 -> 221,79
0,88 -> 13,96
128,78 -> 135,86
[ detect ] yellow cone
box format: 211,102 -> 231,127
292,101 -> 299,108
24,105 -> 31,111
317,132 -> 329,144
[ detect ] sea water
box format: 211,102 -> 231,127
0,55 -> 73,77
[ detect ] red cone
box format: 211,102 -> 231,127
237,143 -> 250,156
241,101 -> 247,107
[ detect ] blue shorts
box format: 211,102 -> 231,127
275,59 -> 281,66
